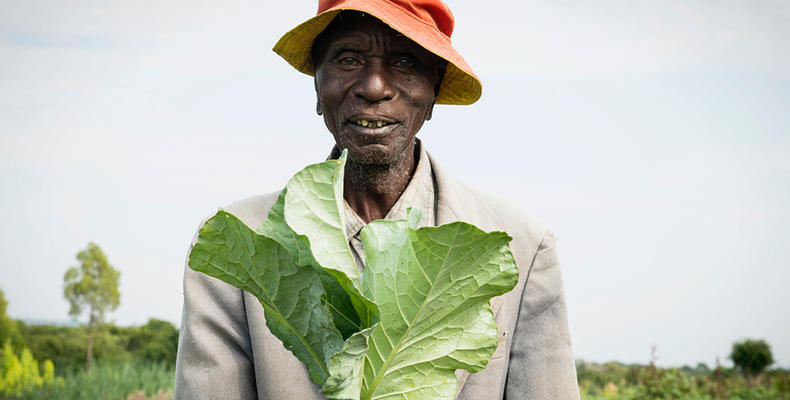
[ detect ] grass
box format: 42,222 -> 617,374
11,361 -> 174,400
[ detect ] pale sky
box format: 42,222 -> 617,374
1,1 -> 789,368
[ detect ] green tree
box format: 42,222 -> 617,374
63,242 -> 121,371
730,339 -> 774,385
0,288 -> 23,348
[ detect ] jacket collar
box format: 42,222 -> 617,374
428,151 -> 499,231
427,152 -> 506,398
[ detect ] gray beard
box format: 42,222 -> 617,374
330,140 -> 419,204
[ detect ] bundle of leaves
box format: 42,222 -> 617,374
188,151 -> 518,400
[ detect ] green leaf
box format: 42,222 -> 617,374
259,151 -> 377,330
283,151 -> 358,282
258,190 -> 361,338
189,151 -> 519,398
406,207 -> 422,230
322,327 -> 375,399
322,219 -> 518,400
188,210 -> 343,385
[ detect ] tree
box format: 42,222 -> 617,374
63,242 -> 120,371
0,288 -> 22,348
730,339 -> 774,385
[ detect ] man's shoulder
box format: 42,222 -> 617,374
223,190 -> 282,229
456,180 -> 551,251
429,154 -> 551,250
469,184 -> 548,235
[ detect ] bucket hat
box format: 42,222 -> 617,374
273,0 -> 482,105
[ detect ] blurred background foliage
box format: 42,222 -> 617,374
1,287 -> 178,399
16,318 -> 178,374
577,357 -> 790,399
3,288 -> 788,400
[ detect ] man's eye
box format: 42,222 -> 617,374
394,58 -> 415,68
339,56 -> 359,66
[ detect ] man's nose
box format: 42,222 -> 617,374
354,60 -> 396,103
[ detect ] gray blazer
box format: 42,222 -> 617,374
174,155 -> 579,399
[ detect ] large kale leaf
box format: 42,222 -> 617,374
188,151 -> 518,399
322,210 -> 518,400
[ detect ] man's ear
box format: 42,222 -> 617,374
314,77 -> 323,115
427,61 -> 444,121
425,101 -> 435,121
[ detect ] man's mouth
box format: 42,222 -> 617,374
350,119 -> 394,128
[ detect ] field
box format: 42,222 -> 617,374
578,360 -> 790,400
2,315 -> 788,399
3,361 -> 173,400
4,355 -> 790,399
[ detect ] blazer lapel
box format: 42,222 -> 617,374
429,153 -> 505,399
429,152 -> 498,230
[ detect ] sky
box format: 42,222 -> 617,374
1,1 -> 789,368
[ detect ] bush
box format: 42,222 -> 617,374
0,340 -> 59,397
18,319 -> 180,374
122,319 -> 179,365
18,323 -> 131,374
18,360 -> 174,400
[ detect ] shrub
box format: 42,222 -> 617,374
28,360 -> 173,400
0,340 -> 59,397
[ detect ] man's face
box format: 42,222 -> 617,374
313,14 -> 444,165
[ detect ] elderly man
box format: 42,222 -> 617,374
175,1 -> 579,399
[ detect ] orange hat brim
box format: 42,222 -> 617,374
273,1 -> 482,105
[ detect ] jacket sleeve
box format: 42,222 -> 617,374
505,232 -> 579,399
174,240 -> 258,399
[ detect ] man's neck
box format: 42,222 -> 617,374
342,144 -> 418,223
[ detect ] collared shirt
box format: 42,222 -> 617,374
341,143 -> 436,273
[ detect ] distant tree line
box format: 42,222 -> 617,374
2,243 -> 179,373
3,287 -> 178,372
15,318 -> 179,374
1,243 -> 179,397
2,287 -> 178,397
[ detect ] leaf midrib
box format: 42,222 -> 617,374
247,246 -> 330,381
362,224 -> 461,400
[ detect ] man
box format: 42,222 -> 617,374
175,1 -> 579,398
